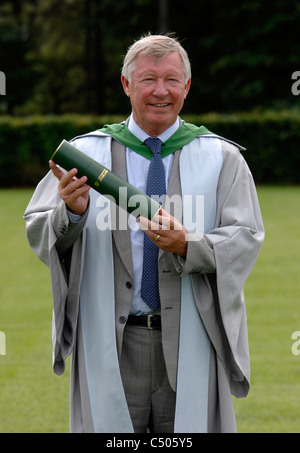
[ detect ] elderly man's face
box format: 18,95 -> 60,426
122,51 -> 191,136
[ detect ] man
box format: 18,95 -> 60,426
24,34 -> 264,433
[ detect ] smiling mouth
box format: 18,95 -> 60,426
150,103 -> 170,108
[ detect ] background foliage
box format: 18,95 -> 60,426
1,0 -> 300,115
1,0 -> 300,186
1,111 -> 300,186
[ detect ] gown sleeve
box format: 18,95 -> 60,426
175,140 -> 265,396
24,170 -> 88,374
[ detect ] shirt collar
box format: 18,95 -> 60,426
128,114 -> 180,144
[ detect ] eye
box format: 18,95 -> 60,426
167,77 -> 180,85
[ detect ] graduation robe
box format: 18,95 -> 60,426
24,127 -> 264,433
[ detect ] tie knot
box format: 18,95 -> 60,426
144,137 -> 162,156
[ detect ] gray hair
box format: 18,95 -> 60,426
121,33 -> 191,83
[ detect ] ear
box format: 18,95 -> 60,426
184,78 -> 191,99
121,75 -> 130,97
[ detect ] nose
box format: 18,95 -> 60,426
153,79 -> 169,97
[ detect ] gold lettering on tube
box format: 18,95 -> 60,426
98,169 -> 108,182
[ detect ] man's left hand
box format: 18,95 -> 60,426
138,208 -> 187,257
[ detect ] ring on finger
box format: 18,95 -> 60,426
154,234 -> 160,241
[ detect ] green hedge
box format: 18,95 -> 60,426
0,111 -> 300,186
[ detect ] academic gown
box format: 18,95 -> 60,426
24,130 -> 264,433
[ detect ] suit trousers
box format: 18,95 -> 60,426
119,324 -> 176,433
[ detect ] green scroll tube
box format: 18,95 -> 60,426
51,140 -> 161,220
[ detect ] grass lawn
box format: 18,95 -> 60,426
0,186 -> 299,433
233,186 -> 300,433
0,188 -> 70,433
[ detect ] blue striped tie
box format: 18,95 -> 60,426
141,137 -> 166,311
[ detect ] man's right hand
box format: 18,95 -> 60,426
49,160 -> 90,216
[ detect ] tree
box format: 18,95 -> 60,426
2,0 -> 300,115
168,0 -> 300,112
0,0 -> 39,113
